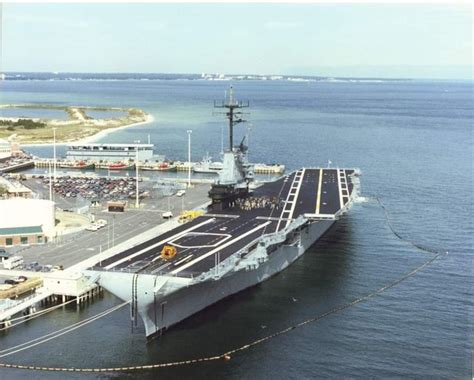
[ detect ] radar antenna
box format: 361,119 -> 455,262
214,86 -> 249,151
208,87 -> 253,211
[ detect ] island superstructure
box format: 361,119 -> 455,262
90,88 -> 360,339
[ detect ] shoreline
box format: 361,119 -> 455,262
20,114 -> 155,147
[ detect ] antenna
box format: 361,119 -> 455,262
213,86 -> 249,151
247,123 -> 253,161
220,123 -> 224,156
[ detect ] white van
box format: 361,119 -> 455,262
3,255 -> 24,270
162,211 -> 173,219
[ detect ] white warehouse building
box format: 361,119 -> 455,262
0,198 -> 55,247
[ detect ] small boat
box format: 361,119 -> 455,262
193,153 -> 222,174
141,162 -> 177,172
108,162 -> 135,171
59,161 -> 95,170
253,163 -> 286,174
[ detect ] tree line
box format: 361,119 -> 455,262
0,119 -> 46,130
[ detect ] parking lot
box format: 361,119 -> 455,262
23,175 -> 160,211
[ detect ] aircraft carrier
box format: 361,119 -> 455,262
91,88 -> 360,339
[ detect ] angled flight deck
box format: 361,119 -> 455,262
93,168 -> 357,278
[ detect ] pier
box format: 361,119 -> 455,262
33,159 -> 285,174
0,270 -> 103,329
0,160 -> 35,173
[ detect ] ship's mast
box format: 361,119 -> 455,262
214,86 -> 249,151
209,87 -> 253,211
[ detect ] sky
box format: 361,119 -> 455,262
0,3 -> 472,79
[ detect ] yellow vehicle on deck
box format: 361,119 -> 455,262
161,245 -> 177,260
178,210 -> 204,224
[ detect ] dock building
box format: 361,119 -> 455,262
66,143 -> 154,162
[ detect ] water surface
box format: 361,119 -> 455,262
0,79 -> 471,379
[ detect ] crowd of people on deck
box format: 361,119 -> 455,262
233,196 -> 280,211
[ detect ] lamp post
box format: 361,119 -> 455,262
247,123 -> 253,161
52,127 -> 57,182
134,140 -> 140,208
48,159 -> 52,201
187,130 -> 192,188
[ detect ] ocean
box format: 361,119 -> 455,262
0,77 -> 472,379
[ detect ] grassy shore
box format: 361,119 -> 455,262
0,104 -> 151,144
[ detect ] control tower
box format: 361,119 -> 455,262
208,87 -> 254,210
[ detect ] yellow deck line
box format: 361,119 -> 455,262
315,168 -> 323,214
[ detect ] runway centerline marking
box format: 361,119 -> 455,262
315,169 -> 323,214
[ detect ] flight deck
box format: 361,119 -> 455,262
93,168 -> 357,278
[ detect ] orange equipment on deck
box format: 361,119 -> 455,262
161,245 -> 177,260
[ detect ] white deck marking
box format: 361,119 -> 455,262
337,169 -> 344,209
257,216 -> 293,222
104,218 -> 216,270
169,232 -> 232,248
151,262 -> 171,274
276,169 -> 304,231
173,254 -> 194,266
315,169 -> 323,214
205,214 -> 240,219
284,168 -> 306,228
170,221 -> 272,275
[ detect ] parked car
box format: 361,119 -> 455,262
162,211 -> 173,219
86,224 -> 101,231
96,219 -> 108,227
12,276 -> 27,283
25,262 -> 39,271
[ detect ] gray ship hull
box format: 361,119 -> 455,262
99,219 -> 334,338
95,167 -> 360,339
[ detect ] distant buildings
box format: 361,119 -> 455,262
0,139 -> 11,160
0,177 -> 32,198
66,143 -> 154,162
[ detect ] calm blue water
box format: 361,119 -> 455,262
0,79 -> 472,379
0,107 -> 68,120
85,110 -> 127,119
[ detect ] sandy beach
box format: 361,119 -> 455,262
20,114 -> 155,147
